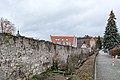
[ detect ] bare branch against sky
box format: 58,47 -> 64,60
0,0 -> 120,40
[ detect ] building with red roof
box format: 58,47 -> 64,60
77,35 -> 96,49
50,36 -> 77,47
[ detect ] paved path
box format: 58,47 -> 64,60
96,50 -> 120,80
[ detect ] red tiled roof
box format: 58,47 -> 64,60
51,36 -> 75,45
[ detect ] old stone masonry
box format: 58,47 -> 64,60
0,33 -> 90,80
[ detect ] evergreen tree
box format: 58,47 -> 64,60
103,10 -> 119,50
117,33 -> 120,42
96,36 -> 102,50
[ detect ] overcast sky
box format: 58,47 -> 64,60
0,0 -> 120,41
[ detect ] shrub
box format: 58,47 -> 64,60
51,60 -> 58,70
110,46 -> 120,57
66,54 -> 80,75
32,70 -> 59,80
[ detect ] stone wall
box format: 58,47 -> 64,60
0,33 -> 90,80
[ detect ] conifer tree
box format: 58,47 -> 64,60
96,36 -> 102,50
103,10 -> 119,50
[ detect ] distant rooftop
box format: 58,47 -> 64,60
77,35 -> 92,39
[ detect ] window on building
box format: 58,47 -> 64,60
66,39 -> 68,41
62,41 -> 65,45
56,41 -> 61,44
56,39 -> 60,44
66,41 -> 69,45
68,42 -> 71,46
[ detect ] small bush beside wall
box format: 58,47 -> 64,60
110,47 -> 120,57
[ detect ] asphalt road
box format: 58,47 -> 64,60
96,50 -> 120,80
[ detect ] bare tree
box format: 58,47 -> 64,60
0,17 -> 15,35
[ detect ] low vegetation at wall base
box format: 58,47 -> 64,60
110,47 -> 120,57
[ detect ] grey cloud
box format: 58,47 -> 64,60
0,0 -> 120,41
